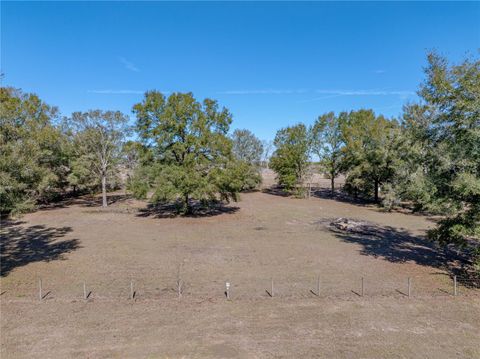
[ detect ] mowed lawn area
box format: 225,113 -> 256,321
1,174 -> 479,358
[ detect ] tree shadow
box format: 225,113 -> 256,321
261,186 -> 290,197
40,193 -> 132,210
0,221 -> 80,277
310,187 -> 374,206
137,201 -> 240,219
328,221 -> 479,288
262,185 -> 375,206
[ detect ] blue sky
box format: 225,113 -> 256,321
1,1 -> 479,140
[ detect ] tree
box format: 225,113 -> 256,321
0,87 -> 69,215
232,129 -> 263,166
66,110 -> 129,207
123,140 -> 152,199
409,53 -> 480,270
341,109 -> 401,202
311,111 -> 345,195
270,124 -> 311,194
261,139 -> 274,168
122,140 -> 146,177
132,91 -> 242,214
395,103 -> 440,211
231,129 -> 263,190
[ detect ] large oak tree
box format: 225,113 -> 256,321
132,91 -> 242,214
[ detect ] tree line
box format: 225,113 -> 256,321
0,88 -> 264,216
0,52 -> 478,271
269,53 -> 479,272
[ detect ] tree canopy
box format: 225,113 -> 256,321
131,91 -> 243,213
413,53 -> 480,270
66,110 -> 129,207
232,129 -> 264,166
311,112 -> 345,195
0,87 -> 68,215
270,123 -> 311,195
231,129 -> 263,190
341,109 -> 401,203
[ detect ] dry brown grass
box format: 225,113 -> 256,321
1,172 -> 479,358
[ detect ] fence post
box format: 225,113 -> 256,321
453,276 -> 457,296
361,277 -> 364,297
408,277 -> 411,298
83,281 -> 87,300
225,281 -> 230,300
38,278 -> 42,301
130,281 -> 134,300
177,279 -> 182,299
271,278 -> 274,298
317,276 -> 320,296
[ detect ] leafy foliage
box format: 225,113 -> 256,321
232,129 -> 263,166
270,124 -> 311,195
0,87 -> 69,215
231,129 -> 263,190
122,140 -> 145,174
411,53 -> 480,269
132,91 -> 244,213
340,110 -> 402,202
311,112 -> 345,195
65,110 -> 129,207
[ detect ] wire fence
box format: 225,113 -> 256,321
1,274 -> 479,303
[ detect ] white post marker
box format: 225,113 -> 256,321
177,279 -> 182,299
225,281 -> 230,300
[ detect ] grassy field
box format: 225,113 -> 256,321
1,171 -> 479,358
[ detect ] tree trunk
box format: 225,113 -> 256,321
330,176 -> 335,196
184,193 -> 191,215
102,175 -> 107,207
374,179 -> 379,203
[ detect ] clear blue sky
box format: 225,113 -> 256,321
1,1 -> 479,140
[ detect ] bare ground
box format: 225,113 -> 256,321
1,172 -> 479,358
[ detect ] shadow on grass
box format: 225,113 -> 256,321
0,221 -> 80,277
261,186 -> 290,197
39,193 -> 132,211
329,223 -> 479,288
137,201 -> 240,219
262,185 -> 375,206
310,187 -> 375,206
